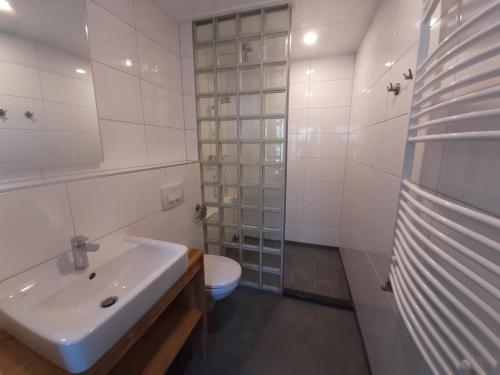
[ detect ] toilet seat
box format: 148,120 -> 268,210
204,254 -> 241,290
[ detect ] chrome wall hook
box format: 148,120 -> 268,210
387,82 -> 401,95
0,108 -> 6,117
381,279 -> 393,292
25,110 -> 34,119
403,68 -> 414,80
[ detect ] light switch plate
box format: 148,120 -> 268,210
161,183 -> 184,211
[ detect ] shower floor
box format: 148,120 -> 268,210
283,242 -> 352,307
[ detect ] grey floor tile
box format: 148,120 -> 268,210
169,287 -> 370,375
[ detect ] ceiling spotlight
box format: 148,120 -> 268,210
125,59 -> 133,67
75,68 -> 86,74
0,0 -> 14,12
303,31 -> 317,46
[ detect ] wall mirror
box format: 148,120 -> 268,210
0,0 -> 101,173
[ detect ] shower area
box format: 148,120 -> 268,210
194,6 -> 291,291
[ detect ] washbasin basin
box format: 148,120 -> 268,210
0,235 -> 188,373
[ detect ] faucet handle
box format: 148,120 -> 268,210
71,235 -> 89,248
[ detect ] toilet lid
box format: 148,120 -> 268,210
204,254 -> 241,289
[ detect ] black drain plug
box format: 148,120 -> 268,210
100,296 -> 118,308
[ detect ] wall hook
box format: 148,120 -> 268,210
25,111 -> 34,119
0,108 -> 6,117
387,82 -> 400,95
381,279 -> 393,293
403,68 -> 413,80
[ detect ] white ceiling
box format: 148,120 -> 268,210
157,0 -> 379,58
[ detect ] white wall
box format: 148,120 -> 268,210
285,55 -> 353,247
0,0 -> 203,282
340,0 -> 429,373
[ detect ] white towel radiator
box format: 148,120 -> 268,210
387,0 -> 500,374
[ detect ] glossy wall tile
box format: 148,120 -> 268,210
340,0 -> 428,373
285,55 -> 353,247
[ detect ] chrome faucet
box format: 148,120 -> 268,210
71,236 -> 99,270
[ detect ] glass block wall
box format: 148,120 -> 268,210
193,5 -> 291,292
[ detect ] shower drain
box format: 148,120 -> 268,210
100,296 -> 118,308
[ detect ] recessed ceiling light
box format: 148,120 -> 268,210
0,0 -> 14,12
125,59 -> 133,67
75,68 -> 86,74
305,69 -> 315,76
303,32 -> 317,46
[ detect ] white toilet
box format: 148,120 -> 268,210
204,254 -> 241,304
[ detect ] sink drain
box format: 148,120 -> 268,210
100,296 -> 118,308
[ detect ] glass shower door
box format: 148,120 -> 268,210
193,6 -> 291,292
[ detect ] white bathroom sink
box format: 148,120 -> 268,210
0,235 -> 188,373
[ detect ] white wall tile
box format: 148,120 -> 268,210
379,115 -> 408,176
0,162 -> 42,184
286,158 -> 305,181
92,61 -> 144,123
146,126 -> 186,164
126,210 -> 171,241
285,222 -> 302,242
185,130 -> 198,160
0,61 -> 41,98
87,1 -> 139,76
393,0 -> 421,61
170,194 -> 202,242
0,184 -> 74,281
309,80 -> 353,108
307,107 -> 350,133
137,33 -> 181,92
68,168 -> 163,240
286,180 -> 304,202
166,162 -> 201,199
309,55 -> 355,81
289,82 -> 309,109
288,109 -> 308,134
305,158 -> 346,182
99,119 -> 147,168
301,225 -> 339,247
304,181 -> 343,205
302,203 -> 341,227
288,134 -> 307,158
285,202 -> 303,223
306,133 -> 347,158
183,95 -> 196,130
134,0 -> 179,56
142,80 -> 183,128
179,21 -> 193,59
289,59 -> 311,84
91,0 -> 135,25
181,58 -> 195,95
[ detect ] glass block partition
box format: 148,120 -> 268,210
193,5 -> 291,292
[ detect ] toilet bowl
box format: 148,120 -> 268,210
204,254 -> 241,302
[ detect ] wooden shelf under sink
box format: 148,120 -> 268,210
111,304 -> 202,374
0,249 -> 207,375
